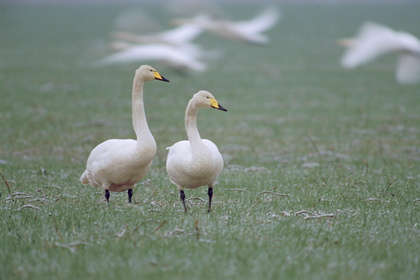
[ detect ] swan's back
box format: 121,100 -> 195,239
81,138 -> 155,192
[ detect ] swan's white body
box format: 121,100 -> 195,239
175,8 -> 280,45
95,43 -> 207,73
167,138 -> 223,190
340,22 -> 420,84
113,22 -> 204,46
166,90 -> 227,212
80,65 -> 169,202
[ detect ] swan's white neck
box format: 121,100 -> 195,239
185,99 -> 206,150
132,75 -> 155,148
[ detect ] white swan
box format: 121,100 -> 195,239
80,65 -> 169,203
166,90 -> 227,213
340,22 -> 420,84
112,22 -> 204,46
95,43 -> 207,73
174,8 -> 280,45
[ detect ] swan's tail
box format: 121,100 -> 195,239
79,170 -> 90,185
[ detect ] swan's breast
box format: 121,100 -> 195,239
166,139 -> 223,189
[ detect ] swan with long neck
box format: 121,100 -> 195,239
80,65 -> 169,203
166,90 -> 227,212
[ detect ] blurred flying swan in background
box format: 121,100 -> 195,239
173,8 -> 280,45
112,21 -> 204,46
94,5 -> 278,73
339,22 -> 420,84
95,43 -> 208,73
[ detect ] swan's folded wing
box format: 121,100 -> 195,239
396,53 -> 420,84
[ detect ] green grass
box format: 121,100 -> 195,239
1,2 -> 419,280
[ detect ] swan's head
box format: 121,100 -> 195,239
193,90 -> 227,111
136,65 -> 170,82
336,38 -> 358,47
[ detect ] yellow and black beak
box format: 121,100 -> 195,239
210,98 -> 227,111
153,71 -> 170,82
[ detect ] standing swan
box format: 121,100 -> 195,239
80,65 -> 169,203
166,90 -> 227,213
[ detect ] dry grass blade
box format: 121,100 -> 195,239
133,220 -> 165,233
186,197 -> 206,202
247,199 -> 261,212
295,210 -> 313,216
194,219 -> 200,240
151,220 -> 167,234
53,217 -> 64,242
164,227 -> 185,237
55,242 -> 90,253
13,196 -> 32,200
18,205 -> 40,211
0,172 -> 13,200
257,191 -> 290,197
304,214 -> 336,220
366,198 -> 390,203
115,225 -> 128,239
280,211 -> 293,216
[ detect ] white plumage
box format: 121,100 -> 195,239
174,8 -> 280,45
112,22 -> 204,46
340,22 -> 420,84
166,90 -> 227,212
80,65 -> 169,203
95,43 -> 207,73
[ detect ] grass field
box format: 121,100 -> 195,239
1,2 -> 419,279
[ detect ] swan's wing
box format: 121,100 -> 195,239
396,53 -> 420,84
233,8 -> 280,34
166,141 -> 191,158
95,45 -> 162,66
202,139 -> 220,152
163,44 -> 208,72
87,139 -> 138,167
114,24 -> 203,46
159,24 -> 204,45
202,139 -> 224,177
341,22 -> 403,68
95,44 -> 206,72
202,140 -> 223,162
355,22 -> 394,40
166,140 -> 193,182
164,56 -> 207,72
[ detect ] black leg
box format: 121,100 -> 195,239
128,189 -> 133,203
208,187 -> 213,212
105,190 -> 110,204
180,190 -> 187,213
